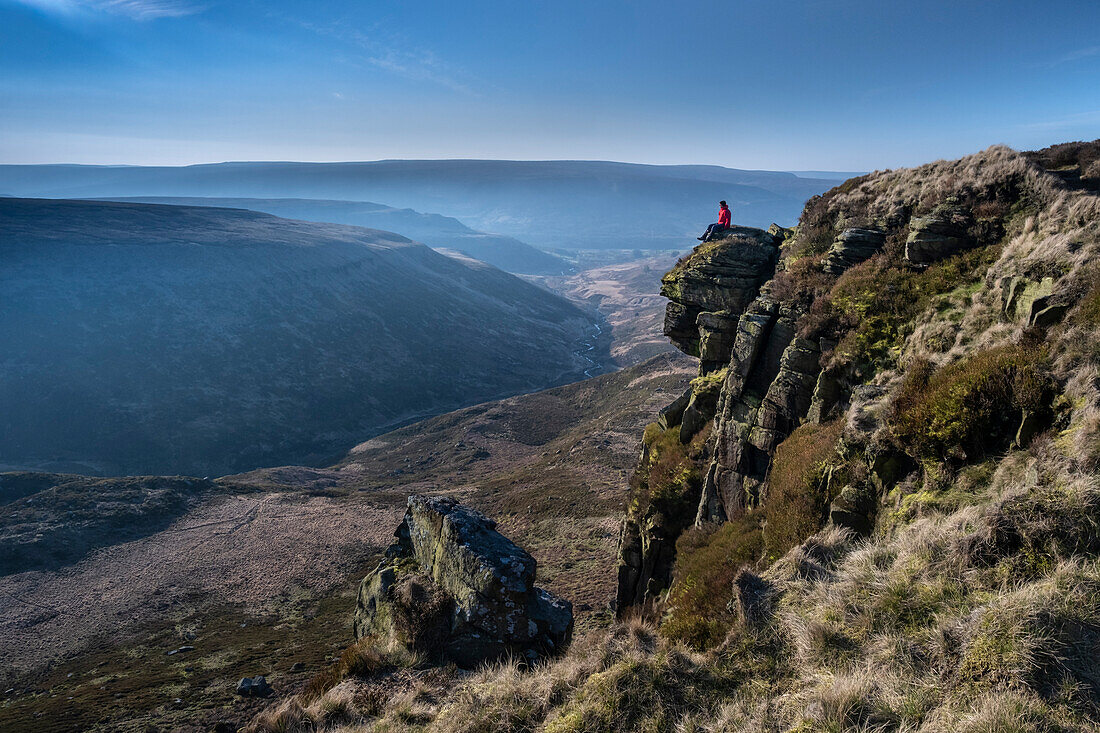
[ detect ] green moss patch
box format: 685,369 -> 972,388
628,423 -> 711,532
823,244 -> 1000,377
892,343 -> 1056,462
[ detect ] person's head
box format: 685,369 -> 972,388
719,200 -> 727,208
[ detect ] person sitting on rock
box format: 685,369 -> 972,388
698,200 -> 732,242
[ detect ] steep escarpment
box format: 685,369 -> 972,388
615,143 -> 1092,623
616,225 -> 780,609
0,198 -> 600,476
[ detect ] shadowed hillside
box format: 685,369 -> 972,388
0,198 -> 601,477
93,196 -> 572,275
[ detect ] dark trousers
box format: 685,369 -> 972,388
701,223 -> 728,242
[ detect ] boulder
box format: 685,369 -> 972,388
767,223 -> 794,243
355,496 -> 572,668
905,214 -> 973,265
999,276 -> 1054,321
236,676 -> 273,697
1026,296 -> 1069,329
828,484 -> 875,536
727,569 -> 775,626
823,228 -> 885,274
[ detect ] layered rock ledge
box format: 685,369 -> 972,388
660,226 -> 779,368
354,495 -> 573,668
616,227 -> 780,610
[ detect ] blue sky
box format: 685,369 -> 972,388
1,0 -> 1098,169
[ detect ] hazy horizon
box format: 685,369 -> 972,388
0,158 -> 861,177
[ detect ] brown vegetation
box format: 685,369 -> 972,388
661,515 -> 764,649
762,420 -> 844,560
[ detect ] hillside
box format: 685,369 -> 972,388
0,160 -> 845,250
0,198 -> 601,477
219,141 -> 1100,732
0,352 -> 694,731
93,197 -> 571,275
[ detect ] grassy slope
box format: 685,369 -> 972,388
231,350 -> 696,626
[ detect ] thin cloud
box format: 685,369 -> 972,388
1020,109 -> 1100,131
361,46 -> 475,96
1047,45 -> 1100,67
286,15 -> 478,96
13,0 -> 199,20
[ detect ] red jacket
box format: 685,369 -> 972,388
718,206 -> 731,228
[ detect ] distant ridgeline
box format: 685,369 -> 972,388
0,198 -> 600,476
0,160 -> 847,250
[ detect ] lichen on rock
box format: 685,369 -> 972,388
354,495 -> 572,668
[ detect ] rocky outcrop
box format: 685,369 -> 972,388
680,376 -> 723,444
656,388 -> 693,431
615,509 -> 682,613
767,223 -> 794,243
996,275 -> 1069,328
615,231 -> 780,615
696,298 -> 823,524
617,266 -> 828,613
697,311 -> 740,374
823,228 -> 885,274
660,227 -> 779,357
236,676 -> 273,698
354,496 -> 572,668
905,212 -> 974,265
